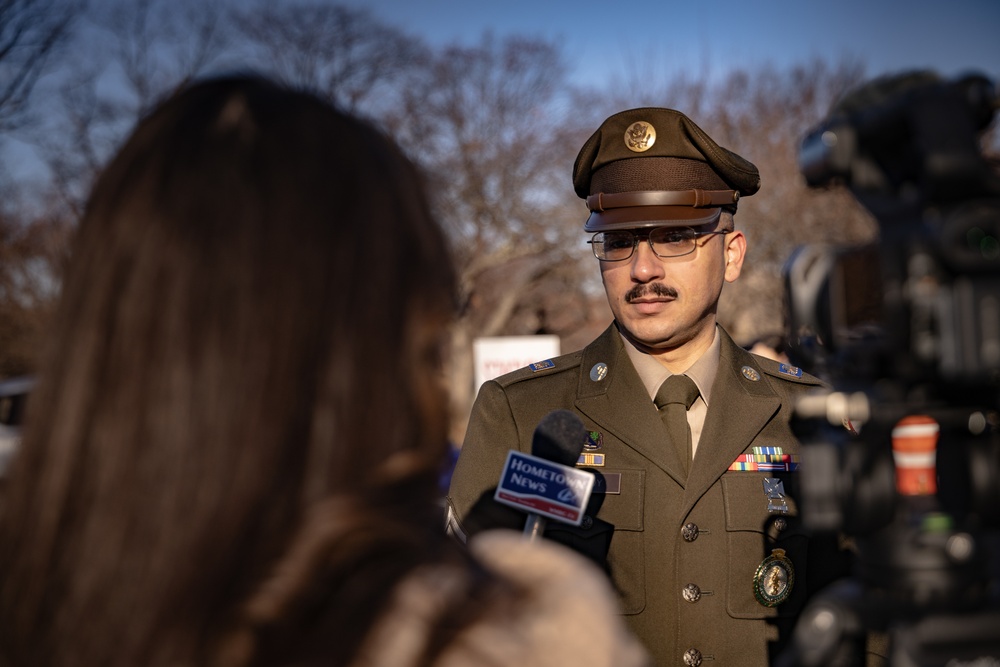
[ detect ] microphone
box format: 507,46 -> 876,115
522,409 -> 588,541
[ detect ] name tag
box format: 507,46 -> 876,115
591,472 -> 621,495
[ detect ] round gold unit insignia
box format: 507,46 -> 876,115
753,548 -> 795,607
624,121 -> 656,153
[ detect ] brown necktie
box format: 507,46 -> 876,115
654,374 -> 700,475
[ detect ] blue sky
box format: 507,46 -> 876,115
339,0 -> 1000,85
4,0 -> 997,191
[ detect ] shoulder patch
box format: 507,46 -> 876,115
488,350 -> 584,388
777,363 -> 803,378
753,355 -> 823,386
529,359 -> 555,372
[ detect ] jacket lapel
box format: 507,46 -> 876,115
681,330 -> 780,516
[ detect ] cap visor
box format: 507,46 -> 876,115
584,206 -> 722,232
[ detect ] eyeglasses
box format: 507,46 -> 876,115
588,227 -> 732,262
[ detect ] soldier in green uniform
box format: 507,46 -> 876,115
446,107 -> 862,666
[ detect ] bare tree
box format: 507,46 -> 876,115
0,0 -> 233,378
29,0 -> 234,221
0,188 -> 71,378
0,0 -> 81,378
233,1 -> 428,118
0,0 -> 79,134
385,34 -> 595,440
0,0 -> 81,379
701,60 -> 878,343
0,0 -> 904,434
104,0 -> 231,114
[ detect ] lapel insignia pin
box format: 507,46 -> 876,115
754,548 -> 795,607
741,366 -> 760,382
584,430 -> 603,450
590,362 -> 608,382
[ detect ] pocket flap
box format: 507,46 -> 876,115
723,473 -> 798,533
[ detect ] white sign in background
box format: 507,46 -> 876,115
473,335 -> 561,392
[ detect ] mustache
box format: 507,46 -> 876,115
625,283 -> 678,302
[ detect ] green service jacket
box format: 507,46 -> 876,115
447,324 -> 854,666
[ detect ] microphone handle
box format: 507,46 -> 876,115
523,513 -> 547,541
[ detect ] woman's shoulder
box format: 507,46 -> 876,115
469,529 -> 614,598
353,529 -> 650,667
449,530 -> 650,667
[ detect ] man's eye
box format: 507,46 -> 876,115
660,233 -> 692,245
604,235 -> 633,250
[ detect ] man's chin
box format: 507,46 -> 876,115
616,322 -> 679,352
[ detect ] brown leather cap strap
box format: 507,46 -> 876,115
586,189 -> 739,212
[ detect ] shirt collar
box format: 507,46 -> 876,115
618,325 -> 721,405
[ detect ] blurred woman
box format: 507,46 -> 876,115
0,75 -> 648,667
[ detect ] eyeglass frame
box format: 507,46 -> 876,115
587,226 -> 734,262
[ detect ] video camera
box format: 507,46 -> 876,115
779,70 -> 1000,666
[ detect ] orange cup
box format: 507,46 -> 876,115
891,415 -> 939,495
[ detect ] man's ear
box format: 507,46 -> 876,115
724,230 -> 746,283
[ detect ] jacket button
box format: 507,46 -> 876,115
682,583 -> 701,602
581,515 -> 594,529
683,648 -> 703,666
773,517 -> 787,532
681,522 -> 699,542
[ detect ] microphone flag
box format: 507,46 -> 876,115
494,450 -> 595,526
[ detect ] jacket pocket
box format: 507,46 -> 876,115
722,473 -> 809,619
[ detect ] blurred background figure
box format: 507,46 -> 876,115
746,333 -> 791,364
0,75 -> 648,667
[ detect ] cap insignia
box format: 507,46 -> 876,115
624,121 -> 656,153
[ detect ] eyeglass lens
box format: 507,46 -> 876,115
592,228 -> 702,261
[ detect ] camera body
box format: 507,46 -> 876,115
780,70 -> 1000,666
791,70 -> 1000,393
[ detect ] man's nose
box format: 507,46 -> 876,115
630,238 -> 665,282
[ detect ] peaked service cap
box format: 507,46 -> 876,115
573,107 -> 761,231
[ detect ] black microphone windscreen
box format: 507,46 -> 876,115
531,409 -> 587,467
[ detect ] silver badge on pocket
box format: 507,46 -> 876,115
763,477 -> 789,514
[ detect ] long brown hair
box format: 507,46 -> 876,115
0,75 -> 472,666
